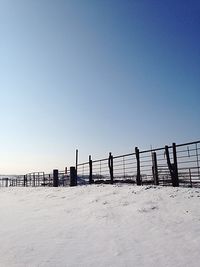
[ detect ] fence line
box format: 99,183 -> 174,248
77,140 -> 200,188
1,140 -> 200,188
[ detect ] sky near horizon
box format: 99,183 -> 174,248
0,0 -> 200,174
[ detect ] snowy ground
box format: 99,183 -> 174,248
0,185 -> 200,267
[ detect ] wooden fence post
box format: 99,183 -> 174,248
165,144 -> 179,187
135,147 -> 142,185
89,155 -> 93,184
152,152 -> 159,185
53,169 -> 59,187
23,175 -> 27,187
108,152 -> 114,184
70,166 -> 77,186
172,143 -> 179,187
165,145 -> 173,185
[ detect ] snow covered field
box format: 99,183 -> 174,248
0,185 -> 200,267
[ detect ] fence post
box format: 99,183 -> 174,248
165,145 -> 173,185
70,166 -> 77,186
89,155 -> 93,184
23,175 -> 27,187
135,147 -> 142,185
165,144 -> 179,187
33,173 -> 35,187
189,168 -> 192,187
53,169 -> 59,187
108,152 -> 114,184
37,172 -> 39,186
172,143 -> 179,187
152,152 -> 159,185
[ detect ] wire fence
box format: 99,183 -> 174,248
0,171 -> 70,187
77,140 -> 200,188
1,140 -> 200,188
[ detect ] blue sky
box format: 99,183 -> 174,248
0,0 -> 200,174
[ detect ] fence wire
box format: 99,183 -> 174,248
77,140 -> 200,187
1,140 -> 200,188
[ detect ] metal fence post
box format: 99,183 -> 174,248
135,147 -> 142,185
70,166 -> 77,186
108,152 -> 114,184
53,169 -> 59,187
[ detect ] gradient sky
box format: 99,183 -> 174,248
0,0 -> 200,174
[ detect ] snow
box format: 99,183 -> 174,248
0,185 -> 200,267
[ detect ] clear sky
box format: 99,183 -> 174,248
0,0 -> 200,174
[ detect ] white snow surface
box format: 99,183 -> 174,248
0,185 -> 200,267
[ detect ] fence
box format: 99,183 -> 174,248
77,140 -> 200,188
0,170 -> 71,188
0,140 -> 200,188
